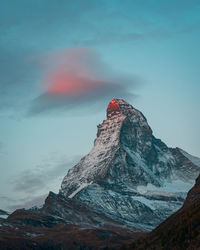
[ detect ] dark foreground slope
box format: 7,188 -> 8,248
0,192 -> 145,250
128,174 -> 200,250
0,224 -> 144,250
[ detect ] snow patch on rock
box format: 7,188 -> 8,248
68,182 -> 93,198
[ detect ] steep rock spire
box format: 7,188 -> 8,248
60,98 -> 200,231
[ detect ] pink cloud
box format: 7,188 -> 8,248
28,47 -> 139,115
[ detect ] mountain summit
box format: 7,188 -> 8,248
106,98 -> 143,118
60,98 -> 200,230
61,99 -> 152,199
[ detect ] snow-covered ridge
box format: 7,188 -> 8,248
107,99 -> 149,128
61,112 -> 126,197
179,148 -> 200,167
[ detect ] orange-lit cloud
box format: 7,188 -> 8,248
28,47 -> 138,115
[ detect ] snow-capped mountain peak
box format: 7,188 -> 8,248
60,99 -> 200,230
107,98 -> 136,118
107,98 -> 149,128
61,98 -> 151,198
1,99 -> 199,249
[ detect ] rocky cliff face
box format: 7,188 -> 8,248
60,99 -> 200,230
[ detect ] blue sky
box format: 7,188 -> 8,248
0,0 -> 200,211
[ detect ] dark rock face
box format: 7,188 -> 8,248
184,174 -> 200,207
5,192 -> 124,229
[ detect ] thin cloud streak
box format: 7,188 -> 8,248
5,155 -> 81,211
8,194 -> 48,211
11,155 -> 81,194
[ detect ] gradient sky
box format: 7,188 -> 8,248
0,0 -> 200,211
